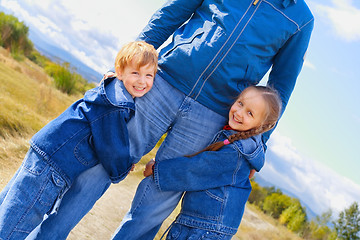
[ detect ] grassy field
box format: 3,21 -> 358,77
0,48 -> 303,239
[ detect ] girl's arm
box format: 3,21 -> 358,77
151,147 -> 246,192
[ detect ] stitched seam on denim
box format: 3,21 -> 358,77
194,2 -> 260,100
180,211 -> 219,221
219,189 -> 229,226
188,1 -> 253,97
11,170 -> 52,235
263,0 -> 300,30
176,216 -> 237,234
295,18 -> 314,35
29,143 -> 48,160
135,92 -> 175,132
73,133 -> 95,166
39,126 -> 88,158
205,190 -> 225,202
131,180 -> 152,214
38,177 -> 63,207
233,153 -> 243,185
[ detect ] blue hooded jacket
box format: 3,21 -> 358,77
138,0 -> 314,143
30,77 -> 135,185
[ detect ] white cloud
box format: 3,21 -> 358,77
313,0 -> 360,42
261,131 -> 360,216
304,60 -> 316,70
0,0 -> 162,73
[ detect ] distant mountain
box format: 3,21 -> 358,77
255,169 -> 318,220
29,29 -> 103,83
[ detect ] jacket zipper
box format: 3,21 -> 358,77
253,0 -> 260,5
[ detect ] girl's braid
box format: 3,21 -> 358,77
227,123 -> 275,143
186,86 -> 281,158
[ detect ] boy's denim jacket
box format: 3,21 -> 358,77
138,0 -> 314,143
30,77 -> 135,185
153,130 -> 264,235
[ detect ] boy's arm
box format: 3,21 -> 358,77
152,147 -> 242,192
91,109 -> 134,184
137,0 -> 203,49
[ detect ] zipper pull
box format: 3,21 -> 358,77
253,0 -> 259,5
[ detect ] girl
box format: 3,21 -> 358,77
144,85 -> 282,239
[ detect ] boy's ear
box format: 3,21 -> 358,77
115,67 -> 122,80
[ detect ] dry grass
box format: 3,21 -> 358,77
0,49 -> 303,239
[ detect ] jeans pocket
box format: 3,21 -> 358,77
38,171 -> 66,207
200,231 -> 227,240
23,149 -> 48,175
166,223 -> 182,240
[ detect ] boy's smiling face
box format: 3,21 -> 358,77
117,62 -> 156,98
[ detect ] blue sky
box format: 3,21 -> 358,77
1,0 -> 359,217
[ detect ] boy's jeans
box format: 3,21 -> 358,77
32,74 -> 227,240
0,149 -> 67,240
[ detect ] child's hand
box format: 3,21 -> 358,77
249,169 -> 256,179
143,159 -> 155,177
102,71 -> 116,81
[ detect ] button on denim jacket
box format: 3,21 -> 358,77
30,77 -> 135,185
138,0 -> 314,143
153,130 -> 265,235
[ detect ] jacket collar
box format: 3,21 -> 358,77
282,0 -> 297,8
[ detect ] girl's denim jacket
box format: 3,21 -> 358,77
153,130 -> 265,235
30,77 -> 135,185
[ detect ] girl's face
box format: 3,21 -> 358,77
228,88 -> 267,131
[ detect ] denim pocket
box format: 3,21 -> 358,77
74,133 -> 98,166
23,149 -> 48,176
38,171 -> 66,207
181,187 -> 225,221
167,223 -> 182,239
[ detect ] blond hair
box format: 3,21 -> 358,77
115,41 -> 158,76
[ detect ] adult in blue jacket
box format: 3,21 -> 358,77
32,0 -> 314,239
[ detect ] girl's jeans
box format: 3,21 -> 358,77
0,149 -> 67,240
31,74 -> 227,240
165,223 -> 232,240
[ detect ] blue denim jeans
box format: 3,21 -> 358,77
165,223 -> 232,240
26,164 -> 111,240
31,74 -> 227,239
0,149 -> 67,240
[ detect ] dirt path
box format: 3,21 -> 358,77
67,172 -> 179,240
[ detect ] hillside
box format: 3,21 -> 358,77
0,49 -> 303,240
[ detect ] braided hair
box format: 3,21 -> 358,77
187,86 -> 281,157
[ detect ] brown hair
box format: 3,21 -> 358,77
187,86 -> 282,157
115,41 -> 158,76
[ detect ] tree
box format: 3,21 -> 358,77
0,12 -> 33,57
305,209 -> 337,240
279,200 -> 307,233
334,202 -> 360,240
262,192 -> 293,219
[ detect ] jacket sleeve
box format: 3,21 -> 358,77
153,147 -> 241,192
90,109 -> 133,183
137,0 -> 204,49
263,18 -> 314,144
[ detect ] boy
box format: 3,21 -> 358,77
0,41 -> 158,240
